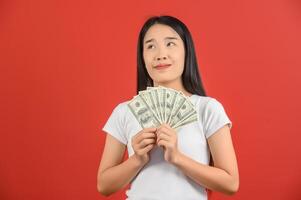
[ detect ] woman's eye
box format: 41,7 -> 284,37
167,42 -> 175,47
146,45 -> 154,49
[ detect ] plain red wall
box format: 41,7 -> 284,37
1,0 -> 300,199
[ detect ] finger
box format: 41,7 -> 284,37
160,123 -> 172,130
138,138 -> 156,149
136,132 -> 157,144
140,144 -> 155,154
163,123 -> 173,131
156,127 -> 171,136
142,127 -> 157,133
135,127 -> 156,138
135,127 -> 156,141
157,140 -> 168,148
160,123 -> 169,128
157,134 -> 170,144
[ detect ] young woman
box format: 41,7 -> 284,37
97,15 -> 239,200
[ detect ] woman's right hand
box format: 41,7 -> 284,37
131,127 -> 157,166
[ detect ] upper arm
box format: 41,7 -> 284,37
207,125 -> 239,180
97,133 -> 127,177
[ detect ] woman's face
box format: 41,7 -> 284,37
143,24 -> 185,86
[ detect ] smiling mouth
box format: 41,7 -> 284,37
154,64 -> 172,70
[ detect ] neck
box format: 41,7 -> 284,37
153,79 -> 192,97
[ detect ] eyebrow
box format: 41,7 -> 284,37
144,37 -> 178,44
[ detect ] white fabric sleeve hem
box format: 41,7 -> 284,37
101,103 -> 128,145
203,98 -> 233,139
102,127 -> 127,145
206,121 -> 232,139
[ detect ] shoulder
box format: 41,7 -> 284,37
191,95 -> 228,117
193,94 -> 224,105
111,99 -> 131,116
114,100 -> 131,110
104,99 -> 133,131
190,95 -> 217,108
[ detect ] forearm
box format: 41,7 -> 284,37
98,155 -> 144,196
173,152 -> 238,195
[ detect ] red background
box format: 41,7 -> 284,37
1,0 -> 300,199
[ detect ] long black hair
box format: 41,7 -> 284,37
137,15 -> 207,97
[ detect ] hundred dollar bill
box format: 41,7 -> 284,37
149,86 -> 166,122
172,113 -> 198,129
133,86 -> 198,129
171,107 -> 198,128
128,95 -> 160,128
157,86 -> 166,123
167,91 -> 186,125
163,87 -> 178,124
147,87 -> 163,123
139,90 -> 161,123
170,97 -> 195,127
155,88 -> 164,123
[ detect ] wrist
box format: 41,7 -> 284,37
171,151 -> 184,166
131,154 -> 147,168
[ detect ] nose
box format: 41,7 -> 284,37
156,56 -> 167,61
155,46 -> 168,61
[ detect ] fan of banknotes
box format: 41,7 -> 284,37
127,86 -> 198,129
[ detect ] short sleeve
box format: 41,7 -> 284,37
101,103 -> 128,145
202,98 -> 233,139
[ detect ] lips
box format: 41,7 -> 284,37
154,63 -> 171,69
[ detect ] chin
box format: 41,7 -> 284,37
154,79 -> 175,86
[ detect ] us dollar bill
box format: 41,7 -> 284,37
128,95 -> 160,128
173,113 -> 198,129
168,91 -> 186,125
163,87 -> 178,124
146,87 -> 163,123
139,90 -> 161,123
155,88 -> 164,123
170,97 -> 196,127
130,86 -> 198,129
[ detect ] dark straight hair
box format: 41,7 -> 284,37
136,15 -> 207,97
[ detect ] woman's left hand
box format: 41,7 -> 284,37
156,123 -> 180,164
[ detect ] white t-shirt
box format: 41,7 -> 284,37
102,94 -> 232,200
